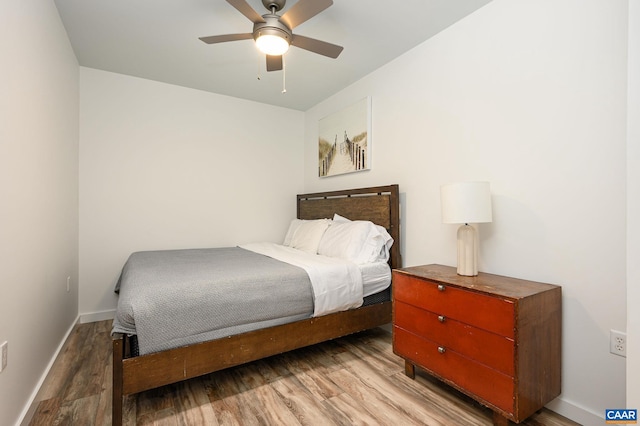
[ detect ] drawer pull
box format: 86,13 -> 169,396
437,346 -> 446,354
438,315 -> 446,323
437,284 -> 446,292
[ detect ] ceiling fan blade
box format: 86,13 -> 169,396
199,33 -> 253,44
280,0 -> 333,30
291,34 -> 343,58
226,0 -> 265,24
266,55 -> 283,72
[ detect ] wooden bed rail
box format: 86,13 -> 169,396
112,333 -> 124,425
111,301 -> 391,425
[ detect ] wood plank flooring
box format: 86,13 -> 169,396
28,320 -> 579,426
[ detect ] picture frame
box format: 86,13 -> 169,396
318,97 -> 371,177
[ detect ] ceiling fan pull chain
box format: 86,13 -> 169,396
282,54 -> 287,94
257,54 -> 262,80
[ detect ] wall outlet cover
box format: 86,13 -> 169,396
610,330 -> 626,357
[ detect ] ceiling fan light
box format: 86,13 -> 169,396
256,34 -> 290,56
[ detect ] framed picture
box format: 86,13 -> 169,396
318,97 -> 371,177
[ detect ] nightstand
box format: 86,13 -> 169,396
392,264 -> 561,426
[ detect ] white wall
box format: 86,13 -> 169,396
627,0 -> 640,410
3,1 -> 632,424
0,0 -> 79,425
79,68 -> 305,316
304,1 -> 627,424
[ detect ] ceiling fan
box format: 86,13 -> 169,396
199,0 -> 343,72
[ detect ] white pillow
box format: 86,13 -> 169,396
283,219 -> 303,246
333,214 -> 393,260
333,213 -> 350,223
288,219 -> 331,254
373,223 -> 394,263
318,214 -> 394,264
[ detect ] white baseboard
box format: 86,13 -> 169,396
546,397 -> 603,426
79,309 -> 115,324
17,315 -> 80,426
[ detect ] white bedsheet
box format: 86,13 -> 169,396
361,262 -> 392,297
240,242 -> 364,316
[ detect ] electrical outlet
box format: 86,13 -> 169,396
67,276 -> 71,293
0,341 -> 7,373
610,330 -> 626,357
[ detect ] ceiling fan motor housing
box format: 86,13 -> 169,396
253,14 -> 292,44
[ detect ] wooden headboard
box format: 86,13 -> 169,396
297,184 -> 401,269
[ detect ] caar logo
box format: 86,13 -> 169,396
606,409 -> 637,424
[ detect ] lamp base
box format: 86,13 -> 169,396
457,224 -> 478,276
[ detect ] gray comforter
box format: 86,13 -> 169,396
112,247 -> 314,355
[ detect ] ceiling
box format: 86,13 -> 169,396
54,0 -> 492,111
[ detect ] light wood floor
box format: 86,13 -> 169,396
29,320 -> 579,426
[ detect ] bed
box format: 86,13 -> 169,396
111,184 -> 401,425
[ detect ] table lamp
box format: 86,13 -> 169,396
440,182 -> 492,276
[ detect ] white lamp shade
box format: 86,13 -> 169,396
441,182 -> 493,224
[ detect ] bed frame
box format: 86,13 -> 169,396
112,184 -> 401,425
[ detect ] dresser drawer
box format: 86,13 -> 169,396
393,327 -> 514,413
393,273 -> 515,338
394,301 -> 515,376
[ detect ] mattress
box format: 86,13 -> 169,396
112,245 -> 390,356
361,261 -> 392,297
127,284 -> 392,358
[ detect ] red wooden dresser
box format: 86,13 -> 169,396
392,264 -> 561,425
